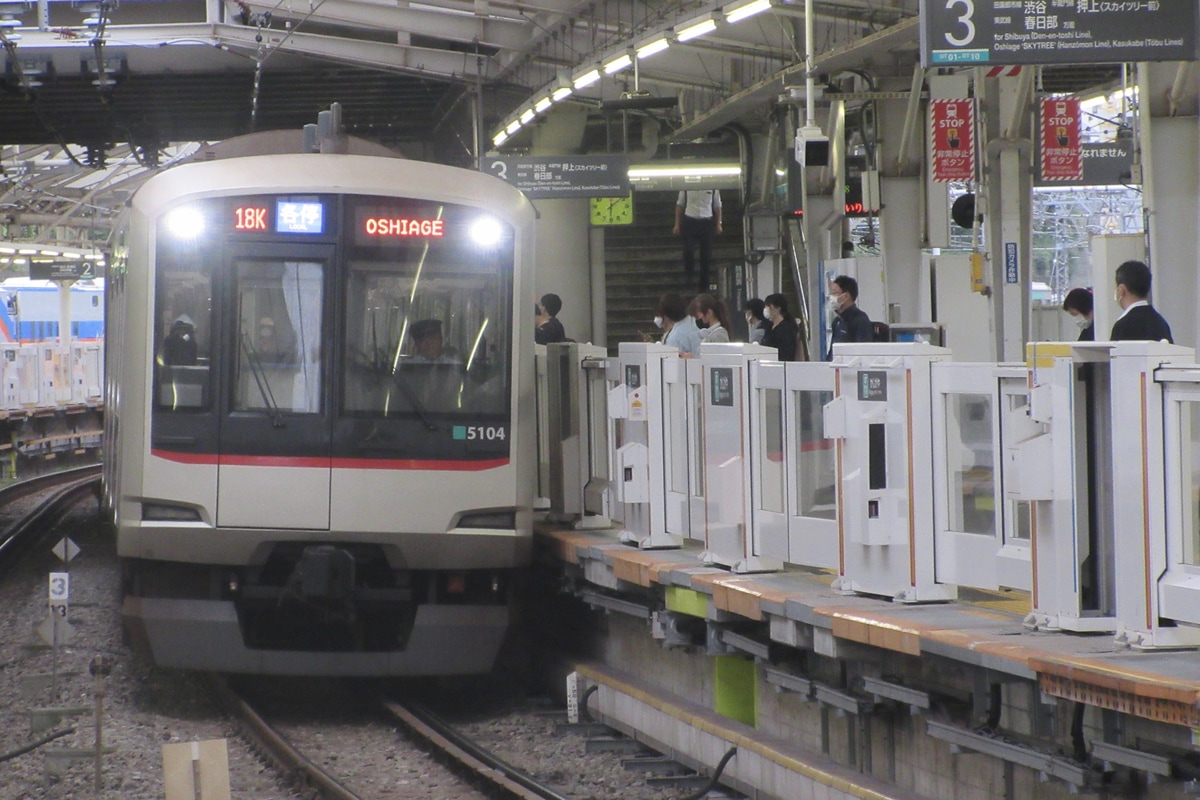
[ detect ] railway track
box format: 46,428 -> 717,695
210,676 -> 598,800
0,464 -> 101,577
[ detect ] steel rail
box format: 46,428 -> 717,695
0,465 -> 101,577
205,674 -> 364,800
383,697 -> 574,800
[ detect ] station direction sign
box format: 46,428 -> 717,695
921,1 -> 1199,66
30,260 -> 95,280
480,155 -> 630,199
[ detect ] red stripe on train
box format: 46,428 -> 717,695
150,449 -> 509,471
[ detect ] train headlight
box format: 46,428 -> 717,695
164,206 -> 206,239
468,216 -> 503,247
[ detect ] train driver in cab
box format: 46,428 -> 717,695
409,319 -> 459,364
254,316 -> 297,363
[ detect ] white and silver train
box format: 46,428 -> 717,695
103,151 -> 537,675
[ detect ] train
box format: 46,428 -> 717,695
0,278 -> 105,343
103,150 -> 537,675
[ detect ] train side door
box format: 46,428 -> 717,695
216,245 -> 334,529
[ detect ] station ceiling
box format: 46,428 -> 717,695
0,0 -> 1125,253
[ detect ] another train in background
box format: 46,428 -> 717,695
105,146 -> 537,676
0,278 -> 105,343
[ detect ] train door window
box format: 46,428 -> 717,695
155,234 -> 213,410
232,259 -> 323,414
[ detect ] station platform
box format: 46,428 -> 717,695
537,523 -> 1200,799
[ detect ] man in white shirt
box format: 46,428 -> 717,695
673,190 -> 722,292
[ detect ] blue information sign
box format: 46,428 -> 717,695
921,1 -> 1199,66
1005,242 -> 1019,284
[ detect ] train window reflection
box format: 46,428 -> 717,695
155,235 -> 212,411
341,253 -> 512,419
946,393 -> 995,536
759,387 -> 785,514
233,259 -> 323,414
795,390 -> 835,520
1186,401 -> 1200,566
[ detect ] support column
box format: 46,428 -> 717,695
1138,62 -> 1199,348
980,70 -> 1033,362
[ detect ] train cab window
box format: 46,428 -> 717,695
341,199 -> 513,420
155,236 -> 213,411
233,259 -> 323,414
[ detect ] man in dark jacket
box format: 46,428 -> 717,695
535,293 -> 567,345
826,275 -> 874,359
1110,260 -> 1172,343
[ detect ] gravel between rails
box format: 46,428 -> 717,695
0,493 -> 704,800
0,498 -> 299,800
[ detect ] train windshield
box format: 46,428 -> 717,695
341,198 -> 514,421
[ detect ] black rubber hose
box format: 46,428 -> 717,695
678,746 -> 737,800
0,727 -> 75,763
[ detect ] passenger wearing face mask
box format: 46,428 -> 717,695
825,275 -> 874,360
742,298 -> 770,344
693,294 -> 731,344
655,292 -> 702,356
1110,260 -> 1172,342
1061,287 -> 1094,341
760,292 -> 799,361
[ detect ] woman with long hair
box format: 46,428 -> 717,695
760,292 -> 799,361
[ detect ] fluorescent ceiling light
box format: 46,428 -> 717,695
505,120 -> 521,135
675,14 -> 718,42
18,248 -> 37,255
573,68 -> 601,89
603,53 -> 632,74
725,0 -> 771,24
552,86 -> 572,101
636,36 -> 670,60
0,246 -> 15,254
534,96 -> 552,113
493,131 -> 509,146
39,249 -> 59,256
519,108 -> 535,124
629,164 -> 742,179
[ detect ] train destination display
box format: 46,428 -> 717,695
921,1 -> 1199,66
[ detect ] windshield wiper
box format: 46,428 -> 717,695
240,333 -> 286,428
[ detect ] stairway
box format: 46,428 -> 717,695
602,191 -> 744,353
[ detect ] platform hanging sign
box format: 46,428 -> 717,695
921,0 -> 1199,66
930,99 -> 975,183
479,155 -> 630,199
1039,97 -> 1082,182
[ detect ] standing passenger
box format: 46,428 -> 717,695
1061,287 -> 1094,341
535,293 -> 567,344
657,292 -> 702,357
694,294 -> 731,344
743,298 -> 770,344
760,293 -> 799,361
673,190 -> 722,293
1110,260 -> 1172,342
826,275 -> 874,359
